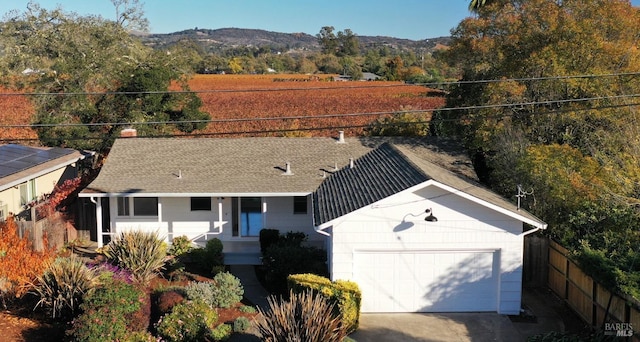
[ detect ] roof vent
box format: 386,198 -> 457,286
349,158 -> 355,169
283,162 -> 293,175
337,130 -> 345,143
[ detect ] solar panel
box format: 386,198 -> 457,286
0,144 -> 75,178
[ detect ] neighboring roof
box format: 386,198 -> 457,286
362,72 -> 381,80
81,136 -> 473,196
0,144 -> 87,192
313,141 -> 546,229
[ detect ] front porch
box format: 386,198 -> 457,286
222,240 -> 262,265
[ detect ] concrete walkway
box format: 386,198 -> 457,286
229,264 -> 270,310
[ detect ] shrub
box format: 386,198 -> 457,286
189,238 -> 224,275
259,229 -> 280,254
239,305 -> 257,313
184,281 -> 216,307
279,231 -> 307,246
169,235 -> 193,257
0,216 -> 55,304
67,276 -> 148,341
211,271 -> 244,308
156,289 -> 186,315
102,230 -> 168,284
233,316 -> 251,333
93,262 -> 134,284
155,300 -> 218,342
262,240 -> 327,294
288,274 -> 362,334
123,331 -> 158,342
287,274 -> 360,334
256,290 -> 347,342
33,256 -> 99,319
209,323 -> 233,341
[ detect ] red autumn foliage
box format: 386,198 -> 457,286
0,74 -> 444,141
37,177 -> 83,218
0,217 -> 55,299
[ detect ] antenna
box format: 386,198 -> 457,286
516,184 -> 533,210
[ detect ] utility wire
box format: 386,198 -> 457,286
2,92 -> 638,129
3,100 -> 640,143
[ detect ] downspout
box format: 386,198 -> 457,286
519,223 -> 548,237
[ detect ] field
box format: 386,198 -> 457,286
0,74 -> 444,142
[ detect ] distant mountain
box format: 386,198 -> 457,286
136,28 -> 450,53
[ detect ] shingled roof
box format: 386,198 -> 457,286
83,136 -> 473,196
313,141 -> 545,228
82,136 -> 544,228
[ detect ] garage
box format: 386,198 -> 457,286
353,250 -> 499,313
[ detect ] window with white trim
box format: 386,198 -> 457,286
116,197 -> 158,216
293,196 -> 308,214
19,179 -> 36,207
191,197 -> 212,211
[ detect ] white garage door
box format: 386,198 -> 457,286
354,250 -> 499,312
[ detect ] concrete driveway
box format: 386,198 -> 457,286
349,312 -> 522,342
348,288 -> 566,342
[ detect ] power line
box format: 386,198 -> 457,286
2,92 -> 638,129
3,100 -> 639,143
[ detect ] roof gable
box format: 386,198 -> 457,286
313,143 -> 429,224
313,141 -> 546,228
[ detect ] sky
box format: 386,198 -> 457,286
0,0 -> 475,40
1,1 -> 639,41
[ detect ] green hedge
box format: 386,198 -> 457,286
288,273 -> 361,334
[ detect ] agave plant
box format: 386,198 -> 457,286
102,230 -> 169,284
257,290 -> 347,342
34,255 -> 99,318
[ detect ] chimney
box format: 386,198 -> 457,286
337,130 -> 345,143
120,128 -> 137,138
349,158 -> 355,169
283,162 -> 293,175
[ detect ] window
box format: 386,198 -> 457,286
116,197 -> 158,216
191,197 -> 211,211
19,179 -> 36,206
0,203 -> 7,221
232,197 -> 262,237
133,197 -> 158,216
293,196 -> 308,214
117,197 -> 130,216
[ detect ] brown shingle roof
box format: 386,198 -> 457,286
83,136 -> 545,228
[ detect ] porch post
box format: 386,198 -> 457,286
94,198 -> 103,248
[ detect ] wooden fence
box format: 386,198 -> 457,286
548,240 -> 640,340
14,205 -> 71,252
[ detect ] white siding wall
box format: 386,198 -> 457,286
328,185 -> 525,314
108,196 -> 319,248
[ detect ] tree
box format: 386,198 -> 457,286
337,29 -> 360,56
317,26 -> 338,55
0,3 -> 209,152
433,0 -> 640,242
111,0 -> 149,31
365,107 -> 431,137
317,26 -> 360,57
